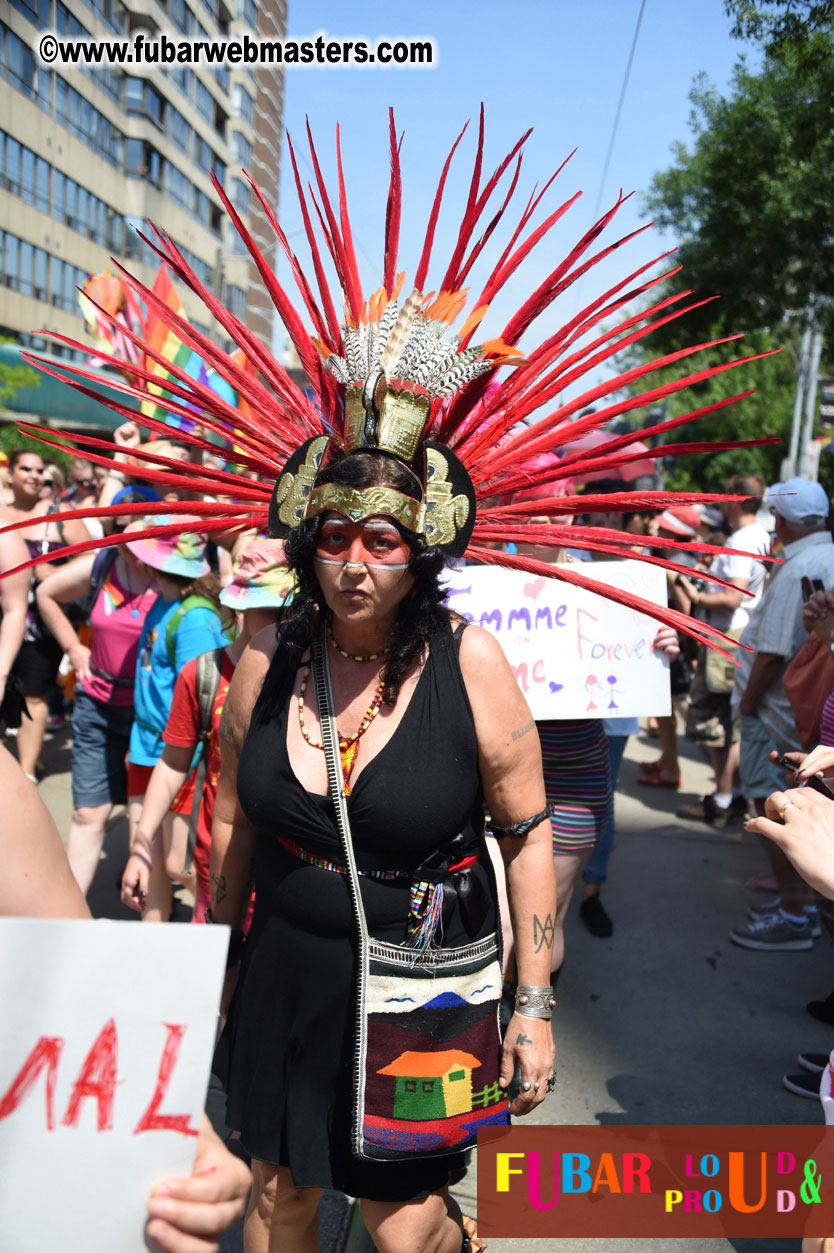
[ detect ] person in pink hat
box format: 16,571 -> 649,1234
121,539 -> 293,924
120,516 -> 229,922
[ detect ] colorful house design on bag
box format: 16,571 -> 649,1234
377,1050 -> 481,1119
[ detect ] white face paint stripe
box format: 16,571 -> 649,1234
314,555 -> 411,570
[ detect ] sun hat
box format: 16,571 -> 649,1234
220,539 -> 295,610
111,484 -> 162,508
656,505 -> 701,537
767,478 -> 830,525
125,515 -> 211,577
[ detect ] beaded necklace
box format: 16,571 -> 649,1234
327,625 -> 386,662
297,664 -> 386,794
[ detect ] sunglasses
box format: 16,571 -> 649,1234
42,478 -> 57,488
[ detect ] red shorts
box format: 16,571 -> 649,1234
127,762 -> 197,813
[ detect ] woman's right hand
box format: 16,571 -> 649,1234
121,850 -> 151,913
68,642 -> 92,684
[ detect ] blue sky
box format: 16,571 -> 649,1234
273,1 -> 754,390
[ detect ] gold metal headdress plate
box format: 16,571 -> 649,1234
273,435 -> 329,530
344,372 -> 432,465
424,447 -> 471,548
306,483 -> 426,532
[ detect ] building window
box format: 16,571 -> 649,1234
52,169 -> 65,222
422,1081 -> 435,1094
36,65 -> 52,112
232,84 -> 254,125
226,284 -> 246,320
9,0 -> 52,26
167,104 -> 191,155
107,213 -> 123,253
33,247 -> 48,301
125,138 -> 162,186
126,77 -> 164,127
449,1070 -> 465,1082
4,136 -> 22,196
35,155 -> 49,212
6,28 -> 36,99
195,79 -> 213,124
237,0 -> 256,28
229,177 -> 249,215
5,234 -> 20,291
194,134 -> 213,175
231,132 -> 251,166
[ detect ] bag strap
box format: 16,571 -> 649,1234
181,647 -> 225,874
312,629 -> 369,945
165,595 -> 217,666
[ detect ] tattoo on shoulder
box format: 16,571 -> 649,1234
511,718 -> 535,742
211,872 -> 227,909
533,913 -> 555,952
218,700 -> 242,755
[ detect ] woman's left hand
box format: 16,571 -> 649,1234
146,1115 -> 250,1252
499,1013 -> 556,1116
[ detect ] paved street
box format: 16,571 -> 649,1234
33,718 -> 834,1252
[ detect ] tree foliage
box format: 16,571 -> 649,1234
616,20 -> 834,493
725,0 -> 834,51
643,33 -> 834,347
0,339 -> 39,407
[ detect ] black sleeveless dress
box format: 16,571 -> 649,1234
220,620 -> 498,1201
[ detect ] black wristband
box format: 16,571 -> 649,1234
204,910 -> 245,968
490,803 -> 553,840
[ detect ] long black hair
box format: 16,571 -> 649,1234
280,451 -> 448,703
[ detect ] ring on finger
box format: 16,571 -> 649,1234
534,1081 -> 540,1092
779,799 -> 795,818
521,1080 -> 532,1093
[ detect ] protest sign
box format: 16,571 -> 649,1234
0,919 -> 228,1252
445,561 -> 671,719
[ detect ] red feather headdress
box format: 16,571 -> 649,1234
5,108 -> 778,653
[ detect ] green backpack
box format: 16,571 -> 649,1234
164,595 -> 219,666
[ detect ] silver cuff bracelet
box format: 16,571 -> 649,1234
514,985 -> 556,1019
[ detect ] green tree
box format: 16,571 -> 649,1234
643,34 -> 834,347
725,0 -> 834,52
616,21 -> 833,490
0,339 -> 39,408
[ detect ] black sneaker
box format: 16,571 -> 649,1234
808,991 -> 834,1025
677,794 -> 735,827
731,794 -> 750,821
798,1051 -> 830,1075
580,894 -> 613,937
782,1071 -> 822,1099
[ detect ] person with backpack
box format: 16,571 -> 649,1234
121,516 -> 230,922
120,539 -> 293,923
36,520 -> 158,895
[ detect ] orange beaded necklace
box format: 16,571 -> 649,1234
297,664 -> 387,794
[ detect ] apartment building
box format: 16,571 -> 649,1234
0,0 -> 287,377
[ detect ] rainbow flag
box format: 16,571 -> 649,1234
140,266 -> 195,427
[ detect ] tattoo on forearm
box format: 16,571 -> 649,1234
211,873 -> 227,908
516,1033 -> 533,1046
533,913 -> 555,952
511,718 -> 535,742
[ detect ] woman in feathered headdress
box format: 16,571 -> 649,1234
4,112 -> 777,1249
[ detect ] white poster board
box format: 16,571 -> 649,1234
444,561 -> 671,719
0,919 -> 229,1253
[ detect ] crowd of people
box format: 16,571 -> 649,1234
4,421 -> 834,1242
